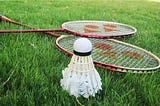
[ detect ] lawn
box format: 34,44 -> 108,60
0,0 -> 160,106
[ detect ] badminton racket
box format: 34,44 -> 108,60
56,35 -> 160,73
0,15 -> 137,38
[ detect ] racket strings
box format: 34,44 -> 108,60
60,37 -> 74,51
96,44 -> 135,67
91,39 -> 117,64
91,38 -> 138,67
118,48 -> 137,67
99,40 -> 157,68
101,41 -> 157,68
108,44 -> 128,64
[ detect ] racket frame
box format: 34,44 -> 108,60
62,20 -> 137,39
56,35 -> 160,73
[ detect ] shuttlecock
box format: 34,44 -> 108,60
60,38 -> 102,98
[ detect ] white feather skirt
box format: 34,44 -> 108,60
60,54 -> 102,98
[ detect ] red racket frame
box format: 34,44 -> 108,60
55,35 -> 160,73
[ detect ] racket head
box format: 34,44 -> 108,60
62,20 -> 137,38
56,35 -> 160,73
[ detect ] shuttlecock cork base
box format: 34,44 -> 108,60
60,38 -> 102,98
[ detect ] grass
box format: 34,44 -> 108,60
0,0 -> 160,106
